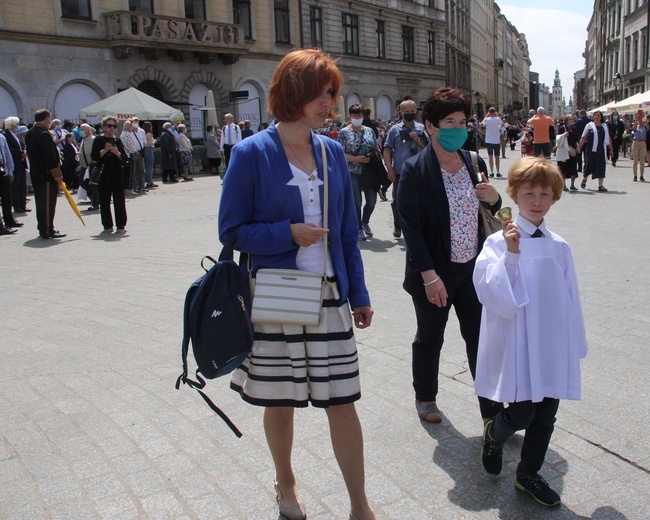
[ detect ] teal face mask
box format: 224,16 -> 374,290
436,127 -> 468,152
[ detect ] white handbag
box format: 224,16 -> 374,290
250,136 -> 330,327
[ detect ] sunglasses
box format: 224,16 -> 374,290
105,124 -> 117,128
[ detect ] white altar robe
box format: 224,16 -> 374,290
472,217 -> 588,403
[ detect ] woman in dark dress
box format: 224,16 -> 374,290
91,116 -> 128,232
557,115 -> 579,191
578,111 -> 612,192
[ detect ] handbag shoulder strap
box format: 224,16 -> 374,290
469,151 -> 480,186
317,135 -> 328,279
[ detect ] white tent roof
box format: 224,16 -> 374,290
611,90 -> 650,114
586,103 -> 615,116
78,87 -> 184,121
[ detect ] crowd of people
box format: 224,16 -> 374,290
0,111 -> 267,236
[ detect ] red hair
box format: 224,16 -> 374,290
268,49 -> 343,122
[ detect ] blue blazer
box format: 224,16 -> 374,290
218,123 -> 370,309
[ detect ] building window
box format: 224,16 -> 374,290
129,0 -> 153,13
428,30 -> 436,65
234,0 -> 252,39
275,0 -> 290,43
61,0 -> 91,19
184,0 -> 205,20
633,37 -> 639,69
342,13 -> 359,55
376,20 -> 385,59
310,6 -> 322,48
402,25 -> 415,63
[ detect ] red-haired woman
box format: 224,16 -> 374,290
218,49 -> 375,520
397,87 -> 504,427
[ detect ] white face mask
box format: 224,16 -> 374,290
133,122 -> 139,128
350,117 -> 363,127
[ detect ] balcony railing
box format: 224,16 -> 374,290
104,11 -> 247,55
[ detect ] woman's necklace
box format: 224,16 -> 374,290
278,124 -> 316,178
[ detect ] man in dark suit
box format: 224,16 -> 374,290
573,109 -> 590,173
25,109 -> 66,239
2,116 -> 29,213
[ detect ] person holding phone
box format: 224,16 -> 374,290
91,116 -> 127,233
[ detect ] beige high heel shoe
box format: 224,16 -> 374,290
274,481 -> 306,520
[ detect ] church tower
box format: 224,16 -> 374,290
552,69 -> 563,120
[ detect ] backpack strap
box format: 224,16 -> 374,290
175,243 -> 244,438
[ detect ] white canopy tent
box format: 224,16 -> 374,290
611,90 -> 650,114
586,103 -> 615,116
78,87 -> 184,121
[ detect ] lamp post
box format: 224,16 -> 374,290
613,72 -> 622,103
474,91 -> 482,120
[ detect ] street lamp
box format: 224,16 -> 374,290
613,72 -> 622,102
474,91 -> 481,119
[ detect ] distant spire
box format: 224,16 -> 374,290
554,69 -> 561,86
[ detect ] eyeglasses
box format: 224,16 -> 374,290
105,124 -> 117,128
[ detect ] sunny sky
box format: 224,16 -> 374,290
498,1 -> 594,100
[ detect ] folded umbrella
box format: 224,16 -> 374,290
59,181 -> 85,226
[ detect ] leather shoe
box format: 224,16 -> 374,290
50,231 -> 66,238
0,227 -> 17,235
85,206 -> 98,211
7,221 -> 24,227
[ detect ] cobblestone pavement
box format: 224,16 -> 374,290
2,150 -> 649,519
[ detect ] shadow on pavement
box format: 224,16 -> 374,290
22,237 -> 82,248
421,419 -> 592,519
359,238 -> 406,253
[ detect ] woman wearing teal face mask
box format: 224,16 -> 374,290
397,87 -> 503,427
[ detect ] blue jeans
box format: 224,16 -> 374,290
350,174 -> 377,228
145,147 -> 154,184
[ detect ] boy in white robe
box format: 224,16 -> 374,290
473,157 -> 588,507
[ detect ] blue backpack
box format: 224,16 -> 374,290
175,240 -> 253,437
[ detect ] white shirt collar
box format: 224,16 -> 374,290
515,214 -> 548,238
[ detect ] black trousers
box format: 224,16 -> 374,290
490,398 -> 560,478
411,258 -> 503,419
12,167 -> 27,210
98,170 -> 127,230
391,174 -> 400,231
0,177 -> 14,223
223,144 -> 234,169
611,137 -> 621,164
32,178 -> 58,237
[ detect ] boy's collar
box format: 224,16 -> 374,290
515,214 -> 548,237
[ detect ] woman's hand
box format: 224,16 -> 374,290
357,155 -> 370,164
290,222 -> 329,247
353,306 -> 373,328
425,278 -> 448,308
475,172 -> 500,206
503,221 -> 521,254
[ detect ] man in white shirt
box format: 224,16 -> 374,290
220,113 -> 241,169
481,107 -> 503,177
130,117 -> 147,192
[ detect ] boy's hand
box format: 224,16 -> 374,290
503,221 -> 520,254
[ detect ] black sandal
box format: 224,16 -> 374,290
598,186 -> 608,192
581,179 -> 587,189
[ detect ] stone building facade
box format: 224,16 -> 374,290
0,0 -> 450,135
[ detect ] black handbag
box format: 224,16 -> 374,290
89,164 -> 103,186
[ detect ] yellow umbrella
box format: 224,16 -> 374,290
60,181 -> 85,226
